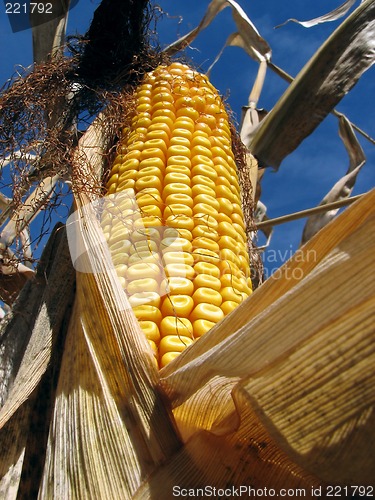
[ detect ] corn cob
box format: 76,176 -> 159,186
103,62 -> 252,368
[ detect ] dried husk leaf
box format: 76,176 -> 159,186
276,0 -> 357,28
0,175 -> 59,249
164,0 -> 271,63
38,116 -> 183,498
159,189 -> 375,486
31,0 -> 71,63
250,0 -> 375,168
0,223 -> 75,497
301,115 -> 366,243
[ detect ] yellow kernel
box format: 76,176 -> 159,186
220,274 -> 244,291
218,221 -> 239,240
159,335 -> 193,358
193,319 -> 215,337
133,305 -> 162,324
129,292 -> 161,308
215,184 -> 237,203
191,144 -> 213,159
161,295 -> 194,318
220,286 -> 244,304
167,155 -> 192,168
195,122 -> 212,134
194,213 -> 219,230
151,101 -> 175,114
161,237 -> 192,253
165,214 -> 195,231
193,203 -> 218,219
146,129 -> 170,144
218,235 -> 238,254
172,84 -> 190,97
192,237 -> 219,253
193,273 -> 221,291
194,262 -> 220,278
165,263 -> 195,280
191,174 -> 216,190
163,251 -> 194,267
106,173 -> 119,188
160,352 -> 180,367
193,194 -> 220,211
191,154 -> 215,168
123,150 -> 142,161
220,248 -> 241,268
136,102 -> 151,113
175,95 -> 193,108
197,114 -> 217,128
172,127 -> 193,140
164,172 -> 191,186
191,95 -> 206,112
160,276 -> 194,296
118,158 -> 140,174
135,175 -> 162,193
138,157 -> 165,172
191,225 -> 219,241
193,248 -> 219,266
162,183 -> 192,200
143,138 -> 168,156
164,193 -> 194,208
137,166 -> 163,183
191,184 -> 216,199
151,114 -> 175,130
172,117 -> 195,134
109,239 -> 132,255
160,317 -> 193,338
165,164 -> 190,176
139,321 -> 160,343
136,192 -> 163,210
148,339 -> 158,356
126,262 -> 161,281
164,204 -> 193,218
117,170 -> 138,186
190,303 -> 224,323
140,205 -> 163,218
130,239 -> 159,254
147,122 -> 171,135
151,92 -> 174,104
191,164 -> 217,181
193,287 -> 222,307
231,212 -> 246,230
111,252 -> 129,267
176,106 -> 200,121
221,300 -> 239,315
218,197 -> 234,217
169,136 -> 190,148
114,264 -> 128,278
165,227 -> 192,241
140,147 -> 165,162
134,116 -> 152,128
167,144 -> 191,158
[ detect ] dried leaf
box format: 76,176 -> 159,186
301,115 -> 366,243
164,0 -> 271,63
31,0 -> 70,63
0,175 -> 59,249
160,189 -> 375,485
250,0 -> 375,168
276,0 -> 358,28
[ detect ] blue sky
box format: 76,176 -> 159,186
0,0 -> 374,274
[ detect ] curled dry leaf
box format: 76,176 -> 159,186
301,115 -> 366,243
164,0 -> 271,63
276,0 -> 358,28
250,0 -> 375,168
